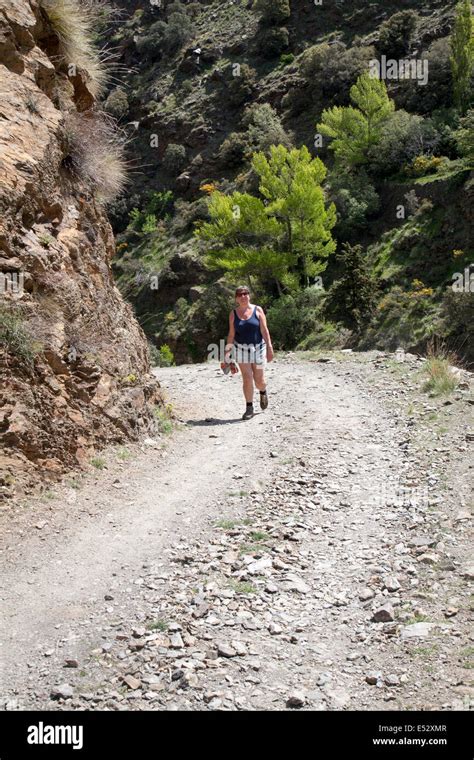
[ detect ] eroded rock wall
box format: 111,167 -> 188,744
0,0 -> 162,498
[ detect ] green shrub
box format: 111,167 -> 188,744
163,11 -> 193,54
405,155 -> 447,176
280,53 -> 295,66
260,27 -> 289,59
218,132 -> 247,167
134,20 -> 167,58
368,111 -> 441,176
104,87 -> 129,119
297,320 -> 350,350
149,343 -> 175,367
242,103 -> 291,154
128,191 -> 174,231
362,286 -> 438,352
255,0 -> 290,24
163,143 -> 186,174
134,10 -> 193,58
440,289 -> 474,367
396,38 -> 453,114
376,10 -> 418,58
227,64 -> 256,106
454,109 -> 474,161
328,169 -> 380,237
171,197 -> 210,233
301,42 -> 376,103
266,288 -> 327,350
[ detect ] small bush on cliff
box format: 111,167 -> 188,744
260,27 -> 289,59
255,0 -> 290,25
243,103 -> 291,154
301,42 -> 376,104
40,0 -> 107,97
375,10 -> 418,58
163,143 -> 187,174
104,87 -> 129,119
227,64 -> 256,106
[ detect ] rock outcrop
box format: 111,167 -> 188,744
0,0 -> 162,499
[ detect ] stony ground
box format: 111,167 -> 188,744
0,350 -> 473,712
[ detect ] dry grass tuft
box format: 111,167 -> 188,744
64,110 -> 129,204
422,339 -> 459,396
40,0 -> 108,98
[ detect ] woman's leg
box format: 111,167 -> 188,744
238,363 -> 254,402
252,364 -> 266,392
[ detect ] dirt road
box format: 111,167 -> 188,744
1,351 -> 472,711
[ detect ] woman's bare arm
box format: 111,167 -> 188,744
256,306 -> 274,361
225,311 -> 235,361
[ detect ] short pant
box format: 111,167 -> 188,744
233,340 -> 266,365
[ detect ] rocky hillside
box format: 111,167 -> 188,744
0,0 -> 163,499
102,0 -> 472,365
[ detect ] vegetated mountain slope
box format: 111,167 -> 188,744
0,0 -> 163,499
104,0 -> 472,365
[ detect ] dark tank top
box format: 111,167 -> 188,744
233,305 -> 264,345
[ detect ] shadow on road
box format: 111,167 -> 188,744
185,417 -> 245,426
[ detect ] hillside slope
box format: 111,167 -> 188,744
103,0 -> 473,365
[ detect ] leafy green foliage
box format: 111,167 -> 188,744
218,105 -> 291,167
328,169 -> 379,238
450,0 -> 474,113
367,111 -> 441,176
265,288 -> 325,349
149,343 -> 175,367
134,7 -> 193,59
128,191 -> 174,231
454,109 -> 474,161
318,72 -> 395,167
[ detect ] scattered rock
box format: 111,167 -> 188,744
217,643 -> 238,658
286,692 -> 305,708
121,675 -> 141,690
400,622 -> 436,639
50,683 -> 73,700
372,603 -> 395,623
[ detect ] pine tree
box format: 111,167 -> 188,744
195,145 -> 336,292
317,72 -> 395,167
450,0 -> 474,114
326,242 -> 379,332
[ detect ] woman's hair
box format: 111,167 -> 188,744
235,285 -> 250,295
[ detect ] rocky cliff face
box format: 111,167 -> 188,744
0,0 -> 162,499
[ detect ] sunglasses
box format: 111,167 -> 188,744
236,291 -> 249,296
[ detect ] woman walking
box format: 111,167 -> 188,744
224,285 -> 274,420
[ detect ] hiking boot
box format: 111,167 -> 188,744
242,403 -> 254,420
259,390 -> 268,410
